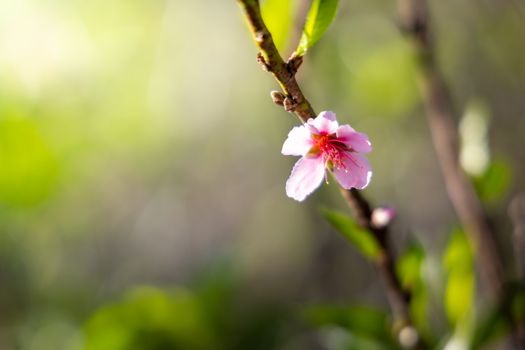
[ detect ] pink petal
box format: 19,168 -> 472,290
306,120 -> 320,135
285,157 -> 326,201
333,153 -> 372,190
282,125 -> 313,156
336,125 -> 372,153
308,111 -> 339,134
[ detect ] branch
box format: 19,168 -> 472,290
238,0 -> 314,122
398,0 -> 524,347
398,0 -> 503,301
237,1 -> 426,348
340,189 -> 413,333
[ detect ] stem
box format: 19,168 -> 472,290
238,0 -> 314,122
340,189 -> 412,329
237,1 -> 426,348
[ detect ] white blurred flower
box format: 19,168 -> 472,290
459,100 -> 491,176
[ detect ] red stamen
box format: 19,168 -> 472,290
313,133 -> 352,171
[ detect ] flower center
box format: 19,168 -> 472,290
311,133 -> 350,170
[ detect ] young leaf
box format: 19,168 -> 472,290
295,0 -> 339,56
472,159 -> 512,203
396,241 -> 431,340
443,229 -> 475,327
261,0 -> 293,51
321,209 -> 380,259
397,242 -> 425,289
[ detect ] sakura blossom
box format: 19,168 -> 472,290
282,111 -> 372,201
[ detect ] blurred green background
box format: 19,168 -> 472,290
0,0 -> 524,349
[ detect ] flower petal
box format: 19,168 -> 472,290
333,153 -> 372,190
308,111 -> 338,134
285,157 -> 325,201
282,125 -> 313,156
336,125 -> 372,153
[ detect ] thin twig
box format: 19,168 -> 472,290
237,1 -> 426,348
340,189 -> 412,332
238,0 -> 314,122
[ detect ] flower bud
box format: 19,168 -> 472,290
371,206 -> 396,229
398,326 -> 419,349
270,90 -> 285,106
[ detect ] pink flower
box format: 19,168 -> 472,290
282,111 -> 372,201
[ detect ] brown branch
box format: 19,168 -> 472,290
398,0 -> 524,348
237,1 -> 426,348
238,0 -> 314,122
340,189 -> 413,332
398,0 -> 504,299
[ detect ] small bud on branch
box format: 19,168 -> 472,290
286,55 -> 303,75
270,91 -> 285,106
256,52 -> 271,72
283,96 -> 298,112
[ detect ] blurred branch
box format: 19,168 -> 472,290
397,0 -> 524,347
237,1 -> 426,348
398,0 -> 504,298
509,194 -> 525,284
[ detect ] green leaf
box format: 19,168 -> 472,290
303,304 -> 394,346
84,287 -> 217,350
443,229 -> 473,275
445,273 -> 474,325
344,336 -> 393,350
295,0 -> 339,56
473,159 -> 512,203
443,229 -> 475,327
321,209 -> 380,259
397,242 -> 425,289
261,0 -> 293,51
396,241 -> 431,340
